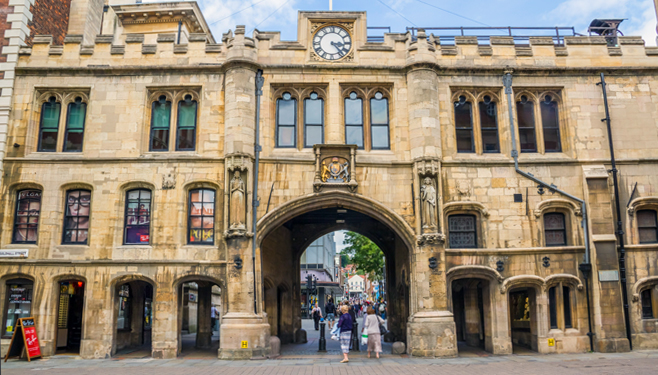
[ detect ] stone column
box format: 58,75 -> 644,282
196,285 -> 212,348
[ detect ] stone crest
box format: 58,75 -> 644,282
321,157 -> 350,183
162,173 -> 176,190
313,145 -> 358,193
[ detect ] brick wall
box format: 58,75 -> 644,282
0,0 -> 12,66
26,0 -> 72,46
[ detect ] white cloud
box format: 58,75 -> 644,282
334,230 -> 347,253
624,0 -> 657,46
548,0 -> 633,24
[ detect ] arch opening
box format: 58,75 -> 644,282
112,279 -> 154,358
450,277 -> 493,355
176,278 -> 222,358
508,286 -> 540,354
55,279 -> 86,354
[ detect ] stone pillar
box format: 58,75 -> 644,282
489,283 -> 513,354
67,0 -> 105,45
463,284 -> 481,347
196,285 -> 212,348
152,282 -> 176,359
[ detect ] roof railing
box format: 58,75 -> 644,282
366,26 -> 391,43
400,26 -> 579,46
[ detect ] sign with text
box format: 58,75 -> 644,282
4,317 -> 41,362
0,249 -> 29,258
599,270 -> 620,282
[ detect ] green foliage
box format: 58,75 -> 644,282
340,254 -> 350,268
341,231 -> 385,282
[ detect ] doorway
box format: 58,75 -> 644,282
113,280 -> 153,357
177,281 -> 222,358
56,280 -> 85,354
451,278 -> 492,355
509,287 -> 537,353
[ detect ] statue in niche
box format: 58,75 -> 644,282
421,177 -> 437,230
230,171 -> 245,229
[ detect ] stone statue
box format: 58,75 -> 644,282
421,177 -> 437,230
230,171 -> 245,229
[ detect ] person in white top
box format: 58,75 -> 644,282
211,305 -> 219,332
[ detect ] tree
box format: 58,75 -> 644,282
341,231 -> 385,282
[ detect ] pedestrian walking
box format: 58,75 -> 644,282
337,304 -> 353,363
363,307 -> 385,358
211,305 -> 219,332
325,297 -> 336,329
312,303 -> 322,330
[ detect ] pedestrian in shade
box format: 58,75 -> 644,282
362,307 -> 385,358
337,304 -> 353,363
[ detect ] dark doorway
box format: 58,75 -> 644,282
509,288 -> 537,353
114,280 -> 153,357
178,281 -> 221,358
451,278 -> 494,356
56,280 -> 85,353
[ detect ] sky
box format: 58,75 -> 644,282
146,0 -> 658,46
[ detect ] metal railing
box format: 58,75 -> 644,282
405,26 -> 579,46
366,26 -> 391,43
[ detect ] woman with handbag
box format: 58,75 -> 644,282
336,305 -> 353,363
363,307 -> 385,358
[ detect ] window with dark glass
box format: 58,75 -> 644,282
124,189 -> 151,245
563,286 -> 572,328
149,95 -> 171,151
117,284 -> 131,330
517,96 -> 537,152
479,96 -> 499,153
63,190 -> 91,245
63,97 -> 86,152
370,92 -> 390,150
541,96 -> 561,152
38,96 -> 61,152
548,286 -> 558,329
276,92 -> 296,148
188,188 -> 215,244
448,214 -> 477,248
176,94 -> 197,151
345,92 -> 364,148
3,279 -> 33,338
454,96 -> 474,153
544,212 -> 566,246
304,92 -> 323,148
637,210 -> 658,244
642,288 -> 654,319
12,190 -> 42,244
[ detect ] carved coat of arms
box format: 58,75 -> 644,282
321,157 -> 350,183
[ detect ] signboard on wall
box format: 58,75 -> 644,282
0,249 -> 29,258
4,317 -> 41,362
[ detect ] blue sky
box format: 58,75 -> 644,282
147,0 -> 657,45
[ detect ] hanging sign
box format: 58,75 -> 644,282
4,317 -> 41,362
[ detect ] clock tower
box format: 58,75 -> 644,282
298,12 -> 367,63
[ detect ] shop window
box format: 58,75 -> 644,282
548,286 -> 558,329
149,95 -> 172,151
448,214 -> 477,248
37,96 -> 61,152
188,188 -> 215,244
3,279 -> 33,338
370,92 -> 390,150
540,96 -> 561,152
454,96 -> 474,153
117,284 -> 131,330
124,189 -> 151,245
12,190 -> 42,244
63,97 -> 87,152
642,288 -> 654,319
517,96 -> 537,153
345,92 -> 364,149
276,92 -> 297,148
544,212 -> 567,246
63,189 -> 91,245
176,95 -> 197,151
479,96 -> 499,153
304,92 -> 324,148
638,210 -> 658,244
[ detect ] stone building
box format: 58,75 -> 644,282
2,0 -> 658,359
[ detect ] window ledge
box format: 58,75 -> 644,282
180,245 -> 218,250
2,244 -> 38,249
116,245 -> 153,250
141,152 -> 200,158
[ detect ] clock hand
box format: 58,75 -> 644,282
331,41 -> 345,56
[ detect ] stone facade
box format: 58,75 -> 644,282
2,0 -> 658,359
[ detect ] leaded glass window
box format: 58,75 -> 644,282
38,97 -> 61,152
638,210 -> 658,244
149,96 -> 171,151
13,190 -> 42,244
176,95 -> 197,151
63,190 -> 91,244
304,92 -> 323,148
544,213 -> 566,246
541,96 -> 561,152
454,96 -> 474,153
370,92 -> 390,150
345,92 -> 364,148
64,97 -> 86,152
124,189 -> 151,245
479,96 -> 499,153
188,188 -> 215,244
517,96 -> 537,153
276,92 -> 296,148
448,214 -> 477,248
642,288 -> 654,319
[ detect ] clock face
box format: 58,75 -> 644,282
313,25 -> 352,61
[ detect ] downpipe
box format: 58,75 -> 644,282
252,70 -> 264,314
503,72 -> 594,351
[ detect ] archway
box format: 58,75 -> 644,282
55,279 -> 86,354
258,192 -> 414,356
112,278 -> 155,358
175,277 -> 223,358
508,287 -> 539,353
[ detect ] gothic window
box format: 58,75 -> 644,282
176,95 -> 197,151
548,286 -> 558,329
544,212 -> 567,246
276,92 -> 297,148
38,97 -> 61,152
3,279 -> 33,338
454,96 -> 474,153
124,189 -> 151,245
188,189 -> 215,244
63,189 -> 91,245
63,97 -> 86,152
563,286 -> 572,328
540,96 -> 561,152
370,92 -> 390,150
479,96 -> 500,153
637,210 -> 658,244
448,214 -> 477,248
641,288 -> 654,319
12,190 -> 42,244
345,92 -> 364,148
517,95 -> 537,153
304,92 -> 324,148
117,284 -> 131,330
548,284 -> 574,330
149,95 -> 171,151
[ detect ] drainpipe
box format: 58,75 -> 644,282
177,21 -> 182,44
503,71 -> 594,351
597,73 -> 632,350
252,70 -> 264,315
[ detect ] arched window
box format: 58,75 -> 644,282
454,95 -> 474,153
176,94 -> 197,151
304,92 -> 323,148
548,286 -> 558,329
344,92 -> 364,148
479,95 -> 499,153
13,190 -> 42,244
149,95 -> 171,151
124,189 -> 151,245
637,209 -> 658,244
540,95 -> 561,152
370,92 -> 390,150
642,288 -> 655,319
64,97 -> 87,152
448,214 -> 477,248
188,188 -> 215,244
38,96 -> 61,152
63,189 -> 91,245
276,92 -> 296,148
544,212 -> 566,246
517,95 -> 537,153
117,284 -> 131,330
548,284 -> 574,330
3,279 -> 33,338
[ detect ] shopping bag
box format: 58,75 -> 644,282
330,324 -> 339,336
361,327 -> 368,346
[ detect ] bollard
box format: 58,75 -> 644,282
350,321 -> 360,351
318,320 -> 326,352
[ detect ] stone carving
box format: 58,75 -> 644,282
416,233 -> 445,246
313,145 -> 358,193
414,158 -> 439,177
321,157 -> 349,183
229,171 -> 246,231
421,177 -> 438,231
162,173 -> 175,190
456,180 -> 471,197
